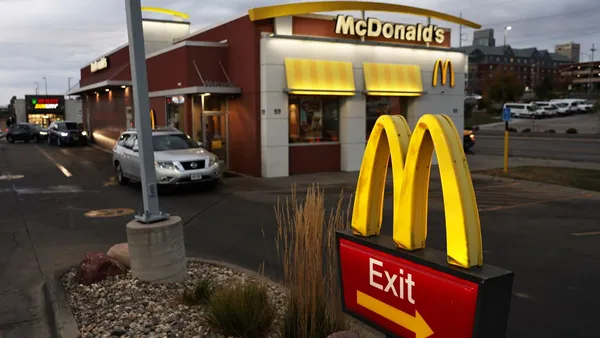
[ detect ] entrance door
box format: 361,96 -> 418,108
202,112 -> 228,170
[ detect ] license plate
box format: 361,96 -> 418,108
191,173 -> 202,180
73,136 -> 79,140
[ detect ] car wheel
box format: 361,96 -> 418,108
6,135 -> 14,144
115,162 -> 129,185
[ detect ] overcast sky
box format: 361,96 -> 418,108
1,0 -> 599,104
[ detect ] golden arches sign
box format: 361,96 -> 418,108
150,109 -> 156,129
432,60 -> 454,88
248,1 -> 481,29
351,114 -> 483,268
141,7 -> 190,19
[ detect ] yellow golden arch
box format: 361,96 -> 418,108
432,60 -> 455,88
248,1 -> 481,29
351,114 -> 483,268
150,109 -> 156,129
141,7 -> 190,20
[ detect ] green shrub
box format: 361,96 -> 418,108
182,277 -> 215,305
508,127 -> 518,132
566,128 -> 578,134
205,282 -> 275,338
545,129 -> 556,133
521,128 -> 531,133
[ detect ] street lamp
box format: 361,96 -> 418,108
68,77 -> 73,99
41,77 -> 48,95
502,25 -> 511,174
35,82 -> 39,95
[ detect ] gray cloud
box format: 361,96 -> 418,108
1,0 -> 599,103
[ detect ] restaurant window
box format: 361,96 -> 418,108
288,95 -> 339,143
366,96 -> 407,139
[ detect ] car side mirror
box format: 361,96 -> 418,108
132,145 -> 139,152
197,141 -> 204,147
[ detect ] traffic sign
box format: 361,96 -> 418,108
339,114 -> 514,338
502,107 -> 511,122
337,233 -> 513,338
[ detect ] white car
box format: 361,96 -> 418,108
112,127 -> 222,187
552,103 -> 570,116
577,101 -> 594,112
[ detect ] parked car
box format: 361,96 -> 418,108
552,102 -> 570,116
578,101 -> 594,112
550,99 -> 585,114
4,123 -> 48,143
47,121 -> 88,146
112,127 -> 221,187
463,129 -> 475,153
503,103 -> 541,118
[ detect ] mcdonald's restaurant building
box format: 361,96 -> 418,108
67,3 -> 478,178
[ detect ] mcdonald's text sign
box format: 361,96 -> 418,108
336,114 -> 513,338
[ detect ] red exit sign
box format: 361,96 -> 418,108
337,232 -> 513,338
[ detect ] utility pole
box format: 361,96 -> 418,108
588,44 -> 596,94
459,13 -> 468,48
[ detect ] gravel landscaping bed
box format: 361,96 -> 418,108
62,261 -> 287,338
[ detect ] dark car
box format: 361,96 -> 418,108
5,123 -> 48,143
463,129 -> 475,153
47,121 -> 88,146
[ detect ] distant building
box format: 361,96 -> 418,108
555,42 -> 580,63
472,29 -> 495,47
13,96 -> 82,127
558,60 -> 600,93
455,45 -> 572,93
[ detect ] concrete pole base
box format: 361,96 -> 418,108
126,215 -> 187,283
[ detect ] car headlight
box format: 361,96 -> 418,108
59,132 -> 68,137
209,156 -> 219,166
39,131 -> 48,135
155,161 -> 179,171
81,131 -> 88,136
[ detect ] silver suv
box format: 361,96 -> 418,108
112,128 -> 221,186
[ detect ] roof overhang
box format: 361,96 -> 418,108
248,1 -> 481,28
149,86 -> 241,98
66,80 -> 132,96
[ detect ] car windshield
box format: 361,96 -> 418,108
537,103 -> 549,106
27,124 -> 41,130
152,134 -> 198,151
555,103 -> 568,107
59,122 -> 80,130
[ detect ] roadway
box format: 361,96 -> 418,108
475,134 -> 600,162
1,140 -> 599,337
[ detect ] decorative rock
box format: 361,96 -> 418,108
107,243 -> 130,268
74,252 -> 127,285
327,331 -> 361,338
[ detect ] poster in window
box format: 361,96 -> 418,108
300,98 -> 323,139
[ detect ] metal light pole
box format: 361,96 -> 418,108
68,77 -> 73,97
588,44 -> 596,94
42,77 -> 48,95
125,0 -> 168,223
502,25 -> 512,174
35,82 -> 39,95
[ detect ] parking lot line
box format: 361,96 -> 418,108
36,146 -> 73,177
570,231 -> 600,237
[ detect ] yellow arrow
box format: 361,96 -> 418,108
357,291 -> 434,338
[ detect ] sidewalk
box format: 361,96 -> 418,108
225,154 -> 600,193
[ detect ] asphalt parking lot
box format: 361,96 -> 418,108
1,140 -> 599,337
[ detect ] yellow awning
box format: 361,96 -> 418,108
284,58 -> 356,96
363,62 -> 424,96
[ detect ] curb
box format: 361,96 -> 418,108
471,173 -> 600,198
47,257 -> 383,338
44,268 -> 80,338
